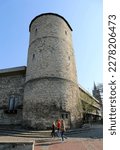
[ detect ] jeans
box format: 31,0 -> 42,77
61,131 -> 67,141
57,128 -> 61,137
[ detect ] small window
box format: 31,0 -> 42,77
61,113 -> 69,119
32,54 -> 35,60
9,96 -> 15,111
66,114 -> 68,119
65,30 -> 67,35
35,28 -> 37,35
8,95 -> 19,113
61,114 -> 64,119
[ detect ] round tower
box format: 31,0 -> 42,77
23,13 -> 80,129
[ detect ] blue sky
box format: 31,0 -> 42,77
0,0 -> 102,93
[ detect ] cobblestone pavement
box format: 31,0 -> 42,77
34,138 -> 103,150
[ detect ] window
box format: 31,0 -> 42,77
9,96 -> 15,111
8,95 -> 18,113
61,113 -> 69,119
61,114 -> 64,119
65,30 -> 67,35
66,113 -> 68,119
35,28 -> 38,36
32,54 -> 35,60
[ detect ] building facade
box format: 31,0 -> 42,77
0,13 -> 101,129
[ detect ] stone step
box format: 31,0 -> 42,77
0,127 -> 51,138
0,133 -> 51,138
0,125 -> 91,138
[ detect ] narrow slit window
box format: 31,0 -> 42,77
32,54 -> 35,60
35,28 -> 38,35
65,30 -> 67,35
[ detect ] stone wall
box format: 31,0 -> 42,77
23,78 -> 80,129
0,142 -> 34,150
26,13 -> 77,83
26,37 -> 77,83
0,73 -> 25,125
23,13 -> 79,129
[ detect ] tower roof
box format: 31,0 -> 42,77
29,13 -> 73,32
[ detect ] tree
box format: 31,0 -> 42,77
82,101 -> 94,122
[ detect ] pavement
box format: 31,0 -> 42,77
34,138 -> 103,150
0,124 -> 103,150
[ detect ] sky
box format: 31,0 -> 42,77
0,0 -> 102,94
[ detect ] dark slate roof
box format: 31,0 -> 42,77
29,13 -> 73,32
0,66 -> 26,76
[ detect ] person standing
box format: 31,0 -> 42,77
57,119 -> 61,137
60,119 -> 67,141
51,121 -> 56,138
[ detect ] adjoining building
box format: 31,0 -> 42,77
0,13 -> 101,129
92,82 -> 103,119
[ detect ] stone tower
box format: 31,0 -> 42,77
23,13 -> 80,129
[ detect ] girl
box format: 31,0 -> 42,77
51,121 -> 56,138
60,120 -> 67,141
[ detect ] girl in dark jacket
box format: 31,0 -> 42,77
51,121 -> 56,138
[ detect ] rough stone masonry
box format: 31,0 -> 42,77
23,13 -> 80,129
